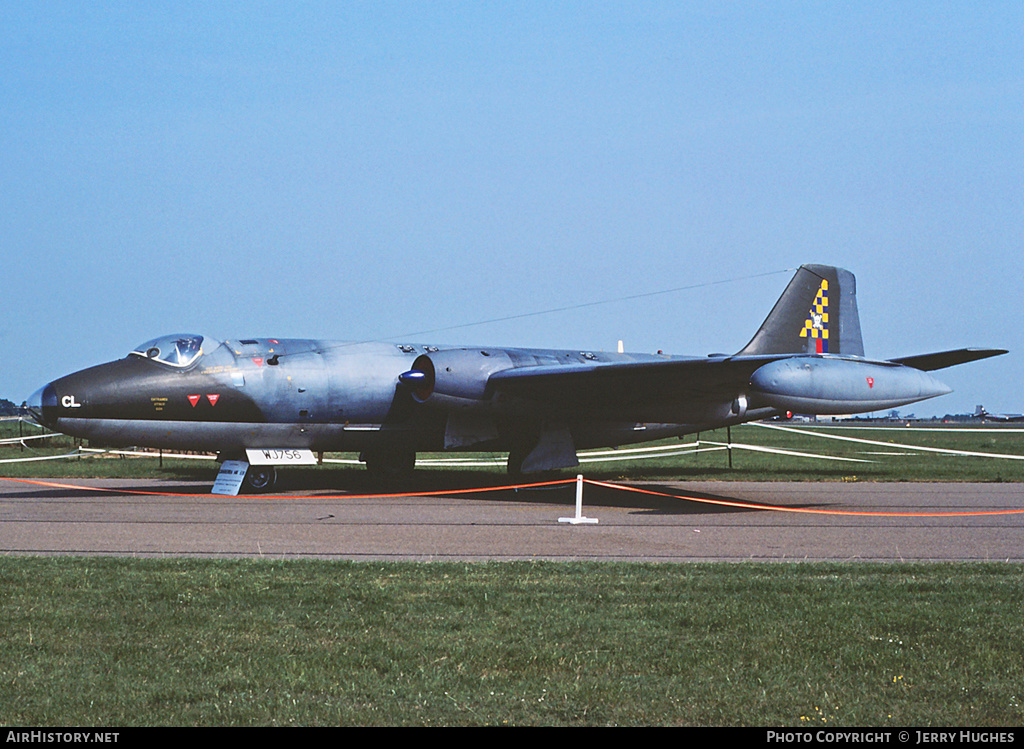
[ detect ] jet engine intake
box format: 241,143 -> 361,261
398,349 -> 515,404
399,356 -> 435,402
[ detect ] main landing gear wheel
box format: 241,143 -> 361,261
506,445 -> 529,477
244,465 -> 278,493
361,449 -> 416,479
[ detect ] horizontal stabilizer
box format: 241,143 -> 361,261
888,348 -> 1007,372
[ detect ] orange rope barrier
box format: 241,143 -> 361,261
0,475 -> 575,500
2,474 -> 1022,518
583,479 -> 1024,517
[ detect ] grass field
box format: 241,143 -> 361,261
2,418 -> 1023,726
2,558 -> 1023,726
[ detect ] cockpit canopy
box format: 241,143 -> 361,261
129,334 -> 209,368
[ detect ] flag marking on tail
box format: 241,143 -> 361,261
800,279 -> 830,353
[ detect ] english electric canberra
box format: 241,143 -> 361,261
28,265 -> 1005,492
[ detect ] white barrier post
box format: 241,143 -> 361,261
559,474 -> 598,525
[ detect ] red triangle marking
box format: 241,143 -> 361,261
252,358 -> 264,367
187,394 -> 201,407
207,394 -> 220,406
866,377 -> 875,388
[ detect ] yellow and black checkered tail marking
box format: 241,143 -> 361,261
800,279 -> 829,353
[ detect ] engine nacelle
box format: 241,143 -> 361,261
400,348 -> 515,403
749,357 -> 952,415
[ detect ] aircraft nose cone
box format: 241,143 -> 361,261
26,383 -> 57,428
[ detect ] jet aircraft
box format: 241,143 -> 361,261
975,406 -> 1024,423
28,265 -> 1006,492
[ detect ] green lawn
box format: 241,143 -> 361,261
2,558 -> 1023,726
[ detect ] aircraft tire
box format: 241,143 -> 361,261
506,446 -> 528,477
362,449 -> 416,478
244,465 -> 278,493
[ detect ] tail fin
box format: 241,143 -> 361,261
737,264 -> 865,357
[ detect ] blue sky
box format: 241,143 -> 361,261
3,2 -> 1021,416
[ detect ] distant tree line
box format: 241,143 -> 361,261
0,398 -> 22,416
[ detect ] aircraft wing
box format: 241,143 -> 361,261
887,348 -> 1007,372
485,355 -> 779,408
484,348 -> 1004,418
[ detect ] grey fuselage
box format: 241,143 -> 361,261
33,336 -> 757,457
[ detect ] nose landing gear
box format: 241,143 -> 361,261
244,465 -> 278,492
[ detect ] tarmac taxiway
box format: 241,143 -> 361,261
1,477 -> 1022,561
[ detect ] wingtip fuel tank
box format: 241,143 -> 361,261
749,357 -> 953,415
